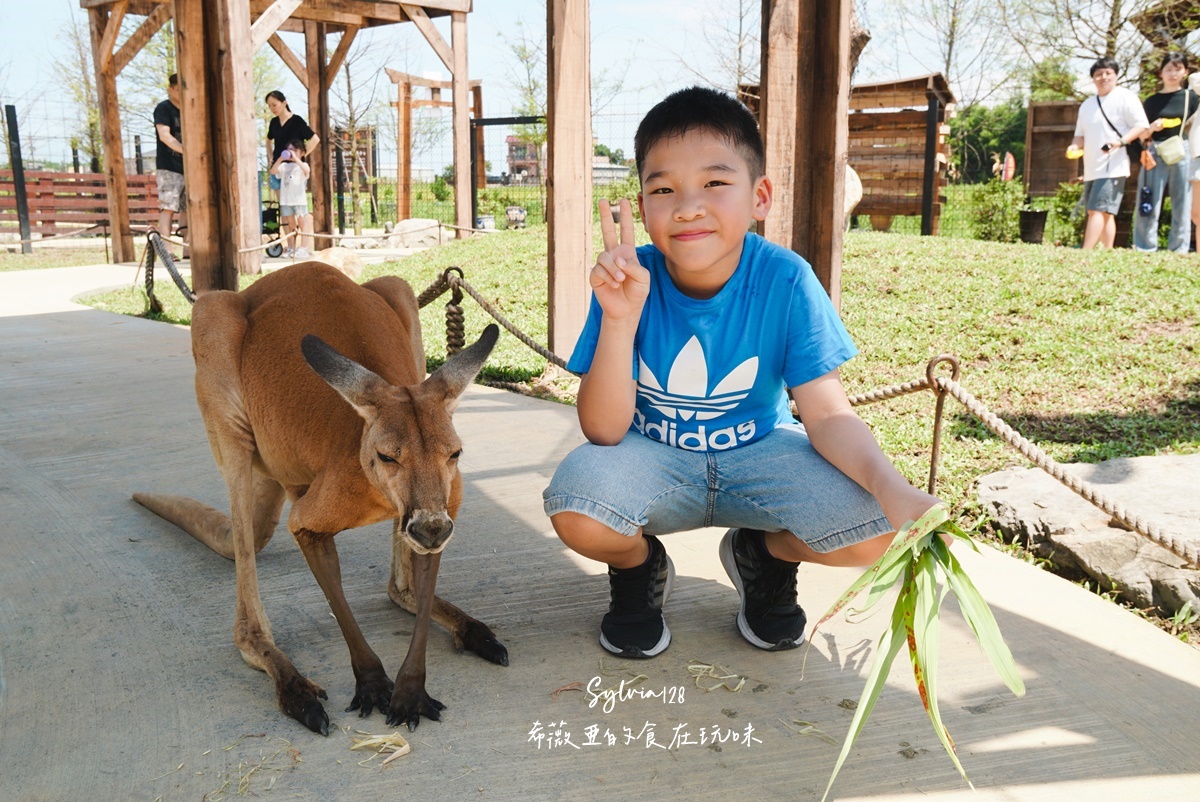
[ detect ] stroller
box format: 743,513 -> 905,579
262,200 -> 284,258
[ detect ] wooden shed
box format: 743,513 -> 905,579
1024,100 -> 1082,197
848,73 -> 955,235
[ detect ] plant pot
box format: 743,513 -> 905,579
1019,209 -> 1048,244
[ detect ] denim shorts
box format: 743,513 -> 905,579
280,204 -> 308,218
269,173 -> 282,191
1083,177 -> 1125,214
543,425 -> 890,554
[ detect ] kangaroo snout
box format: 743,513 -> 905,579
406,510 -> 455,553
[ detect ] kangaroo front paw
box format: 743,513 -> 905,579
346,668 -> 394,718
280,674 -> 330,736
456,619 -> 509,666
386,679 -> 446,732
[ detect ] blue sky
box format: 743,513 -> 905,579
1,1 -> 760,114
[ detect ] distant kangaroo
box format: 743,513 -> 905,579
134,262 -> 506,734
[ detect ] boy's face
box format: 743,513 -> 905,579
637,128 -> 771,295
1091,67 -> 1117,96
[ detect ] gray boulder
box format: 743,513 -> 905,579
978,454 -> 1200,616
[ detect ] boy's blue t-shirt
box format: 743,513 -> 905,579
567,232 -> 857,452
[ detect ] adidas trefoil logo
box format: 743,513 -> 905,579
633,336 -> 759,451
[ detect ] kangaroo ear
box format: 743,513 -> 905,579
425,324 -> 499,408
301,334 -> 390,416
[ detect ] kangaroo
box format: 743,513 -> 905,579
133,262 -> 506,735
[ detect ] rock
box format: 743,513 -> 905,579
977,455 -> 1200,616
392,218 -> 447,249
383,220 -> 395,234
844,164 -> 863,218
312,246 -> 363,280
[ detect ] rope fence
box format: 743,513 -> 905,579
139,243 -> 1198,570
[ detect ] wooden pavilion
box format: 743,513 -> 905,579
83,0 -> 472,293
84,0 -> 856,358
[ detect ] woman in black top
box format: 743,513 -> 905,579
1133,52 -> 1199,253
265,91 -> 320,199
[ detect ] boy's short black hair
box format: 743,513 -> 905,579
634,86 -> 765,180
1090,57 -> 1120,76
168,73 -> 179,87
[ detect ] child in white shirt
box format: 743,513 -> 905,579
270,139 -> 314,258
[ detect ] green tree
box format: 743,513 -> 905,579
949,97 -> 1028,184
1027,56 -> 1078,101
51,12 -> 103,171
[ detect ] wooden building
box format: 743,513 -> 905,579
1024,101 -> 1082,198
847,74 -> 955,236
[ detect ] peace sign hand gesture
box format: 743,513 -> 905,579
591,198 -> 650,322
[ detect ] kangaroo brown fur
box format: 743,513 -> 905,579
133,262 -> 505,735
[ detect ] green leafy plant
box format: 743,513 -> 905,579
430,174 -> 451,203
1050,181 -> 1085,246
971,177 -> 1024,242
1168,601 -> 1198,641
813,504 -> 1025,802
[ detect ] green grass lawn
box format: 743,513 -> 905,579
0,245 -> 112,271
82,228 -> 1200,525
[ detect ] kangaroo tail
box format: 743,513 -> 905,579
132,493 -> 235,561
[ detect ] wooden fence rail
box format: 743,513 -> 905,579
0,170 -> 159,237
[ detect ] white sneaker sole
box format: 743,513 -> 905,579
599,555 -> 675,658
719,529 -> 806,651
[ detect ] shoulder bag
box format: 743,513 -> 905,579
1154,90 -> 1189,165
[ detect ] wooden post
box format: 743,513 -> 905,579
173,0 -> 221,289
87,6 -> 135,263
451,11 -> 471,236
397,79 -> 412,220
760,0 -> 798,252
306,21 -> 332,239
212,0 -> 261,278
472,84 -> 486,191
760,0 -> 850,308
545,0 -> 593,358
921,93 -> 942,236
4,105 -> 32,255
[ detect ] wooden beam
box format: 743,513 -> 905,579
250,0 -> 303,53
267,33 -> 308,88
113,4 -> 171,76
400,3 -> 454,73
450,10 -> 471,236
385,68 -> 480,90
97,0 -> 129,74
545,0 -> 592,357
88,5 -> 134,263
306,20 -> 333,237
324,26 -> 359,88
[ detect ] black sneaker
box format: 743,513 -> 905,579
720,528 -> 806,650
599,535 -> 674,658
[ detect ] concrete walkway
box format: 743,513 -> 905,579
1,263 -> 1199,802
